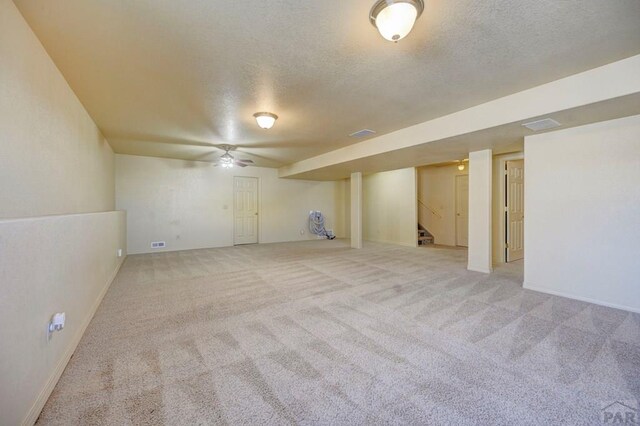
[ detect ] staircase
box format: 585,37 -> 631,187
418,226 -> 434,246
417,198 -> 438,246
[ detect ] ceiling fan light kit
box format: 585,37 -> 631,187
220,152 -> 234,168
216,145 -> 254,169
370,0 -> 424,42
253,112 -> 278,129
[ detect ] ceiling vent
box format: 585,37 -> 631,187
349,129 -> 376,138
522,118 -> 561,132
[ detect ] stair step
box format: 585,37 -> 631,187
417,227 -> 434,245
418,236 -> 434,242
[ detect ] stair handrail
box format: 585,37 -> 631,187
417,198 -> 442,219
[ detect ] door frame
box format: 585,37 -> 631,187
455,174 -> 469,247
498,153 -> 524,263
233,176 -> 260,245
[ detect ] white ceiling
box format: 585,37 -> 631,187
13,0 -> 640,167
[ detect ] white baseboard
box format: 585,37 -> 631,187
467,264 -> 493,274
523,281 -> 640,314
22,256 -> 126,426
365,238 -> 417,248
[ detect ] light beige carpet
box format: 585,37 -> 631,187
37,240 -> 640,425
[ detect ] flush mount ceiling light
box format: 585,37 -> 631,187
253,112 -> 278,129
369,0 -> 424,42
457,161 -> 465,171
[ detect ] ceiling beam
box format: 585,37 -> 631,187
279,55 -> 640,180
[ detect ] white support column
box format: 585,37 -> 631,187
350,172 -> 363,249
467,149 -> 493,273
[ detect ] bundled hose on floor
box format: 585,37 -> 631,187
309,211 -> 335,239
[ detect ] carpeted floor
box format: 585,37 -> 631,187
37,240 -> 640,425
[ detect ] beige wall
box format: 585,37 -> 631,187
363,168 -> 417,247
0,212 -> 126,426
524,115 -> 640,312
417,164 -> 468,246
116,154 -> 347,254
0,0 -> 115,219
0,2 -> 123,424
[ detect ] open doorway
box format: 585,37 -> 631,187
505,160 -> 524,262
416,163 -> 469,248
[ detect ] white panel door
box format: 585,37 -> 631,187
506,160 -> 524,262
455,175 -> 469,247
233,177 -> 258,245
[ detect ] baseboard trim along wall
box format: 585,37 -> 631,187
364,238 -> 418,248
467,265 -> 493,274
523,281 -> 640,314
23,257 -> 125,426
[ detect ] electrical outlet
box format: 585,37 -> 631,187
48,312 -> 65,335
117,248 -> 123,257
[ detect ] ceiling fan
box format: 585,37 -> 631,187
214,145 -> 254,168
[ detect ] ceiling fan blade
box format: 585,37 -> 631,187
237,159 -> 254,163
234,161 -> 248,167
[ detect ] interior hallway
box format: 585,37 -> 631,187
38,240 -> 640,424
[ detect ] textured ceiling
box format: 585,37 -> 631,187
13,0 -> 640,167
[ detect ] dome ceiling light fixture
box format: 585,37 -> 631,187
253,112 -> 278,129
369,0 -> 425,42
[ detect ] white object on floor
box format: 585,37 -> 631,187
309,211 -> 335,239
